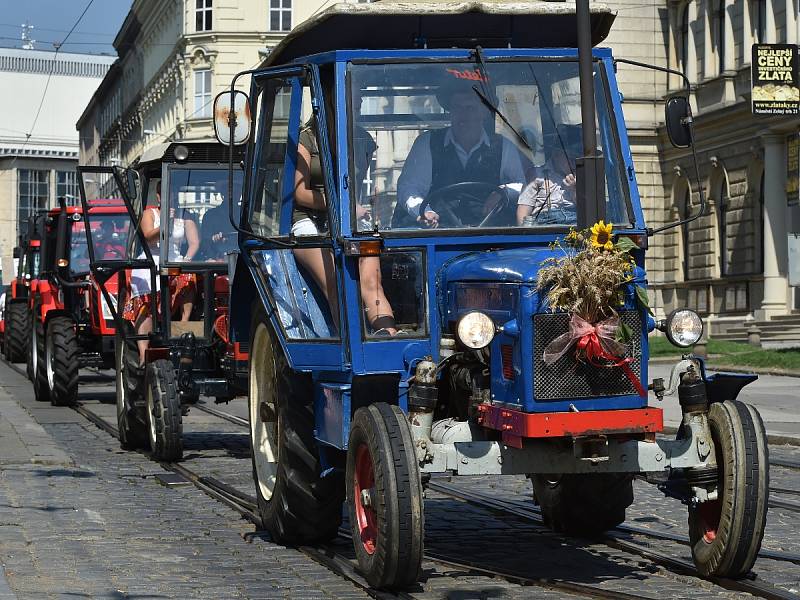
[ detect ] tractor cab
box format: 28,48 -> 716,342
216,0 -> 769,589
78,141 -> 247,461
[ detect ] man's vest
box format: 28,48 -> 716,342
429,128 -> 503,195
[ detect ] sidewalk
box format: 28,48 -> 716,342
0,365 -> 74,600
649,361 -> 800,445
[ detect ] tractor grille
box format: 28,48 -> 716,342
533,311 -> 643,401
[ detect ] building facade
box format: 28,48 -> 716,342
0,48 -> 113,283
77,0 -> 328,168
651,0 -> 800,331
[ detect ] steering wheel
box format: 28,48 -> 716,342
418,182 -> 506,228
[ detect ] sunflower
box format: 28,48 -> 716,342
590,220 -> 614,251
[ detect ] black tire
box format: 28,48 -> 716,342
6,302 -> 28,363
45,316 -> 79,406
532,472 -> 633,537
688,400 -> 769,578
346,403 -> 424,590
145,358 -> 183,461
27,311 -> 37,381
33,318 -> 50,403
248,308 -> 343,544
116,330 -> 147,450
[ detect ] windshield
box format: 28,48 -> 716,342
164,168 -> 244,263
71,214 -> 130,274
347,59 -> 630,232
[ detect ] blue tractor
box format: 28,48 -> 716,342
214,0 -> 768,589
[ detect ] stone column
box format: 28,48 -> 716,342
785,0 -> 798,44
723,1 -> 735,70
759,134 -> 790,318
742,0 -> 753,64
703,0 -> 714,79
766,0 -> 777,43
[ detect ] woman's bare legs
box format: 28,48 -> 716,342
359,256 -> 396,335
293,247 -> 340,328
136,315 -> 153,364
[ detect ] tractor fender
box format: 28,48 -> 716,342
704,372 -> 757,402
229,254 -> 257,351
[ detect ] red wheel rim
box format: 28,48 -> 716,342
353,443 -> 378,555
698,499 -> 721,543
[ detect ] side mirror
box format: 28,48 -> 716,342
665,96 -> 692,148
213,90 -> 251,146
112,166 -> 138,202
12,248 -> 19,259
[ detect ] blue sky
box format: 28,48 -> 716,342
0,0 -> 131,56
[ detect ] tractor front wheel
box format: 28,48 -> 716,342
116,331 -> 147,450
145,359 -> 183,461
46,316 -> 79,406
532,472 -> 633,537
688,399 -> 768,578
346,403 -> 424,590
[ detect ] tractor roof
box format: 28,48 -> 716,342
262,0 -> 616,67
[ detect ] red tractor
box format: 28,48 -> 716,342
3,213 -> 44,367
29,187 -> 128,406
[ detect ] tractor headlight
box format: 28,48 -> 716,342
661,309 -> 703,348
456,311 -> 495,349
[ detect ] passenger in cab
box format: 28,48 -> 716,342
517,126 -> 581,226
292,88 -> 398,336
124,182 -> 199,362
396,73 -> 526,228
201,197 -> 239,260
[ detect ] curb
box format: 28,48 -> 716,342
662,426 -> 800,447
649,356 -> 800,378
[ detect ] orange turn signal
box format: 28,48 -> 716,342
57,258 -> 69,268
344,239 -> 382,256
167,267 -> 182,276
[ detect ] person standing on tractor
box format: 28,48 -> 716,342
396,72 -> 527,228
124,182 -> 199,362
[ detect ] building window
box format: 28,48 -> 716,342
269,0 -> 292,32
196,0 -> 212,32
56,171 -> 80,206
716,0 -> 726,73
755,0 -> 767,43
194,69 -> 212,118
679,3 -> 690,73
717,177 -> 729,276
17,169 -> 49,234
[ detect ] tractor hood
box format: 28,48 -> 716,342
440,247 -> 555,285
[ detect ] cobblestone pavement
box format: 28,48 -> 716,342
0,358 -> 798,599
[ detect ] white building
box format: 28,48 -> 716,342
78,0 -> 329,168
0,47 -> 114,282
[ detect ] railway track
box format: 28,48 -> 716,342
70,399 -> 665,600
8,360 -> 799,599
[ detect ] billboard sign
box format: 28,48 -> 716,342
751,44 -> 800,115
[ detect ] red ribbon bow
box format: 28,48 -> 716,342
542,314 -> 646,397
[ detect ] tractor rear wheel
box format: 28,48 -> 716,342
145,358 -> 183,461
116,331 -> 147,450
46,316 -> 79,406
347,403 -> 424,590
532,472 -> 633,537
248,310 -> 343,543
6,303 -> 28,363
688,400 -> 768,578
33,319 -> 50,403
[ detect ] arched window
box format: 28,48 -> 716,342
716,176 -> 729,276
680,3 -> 690,73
